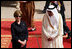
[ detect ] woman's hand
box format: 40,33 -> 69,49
21,40 -> 27,48
18,40 -> 27,48
18,40 -> 22,44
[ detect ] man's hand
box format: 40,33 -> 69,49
48,38 -> 53,41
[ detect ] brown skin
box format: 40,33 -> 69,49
48,38 -> 53,41
47,11 -> 54,17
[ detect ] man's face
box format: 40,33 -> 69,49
47,11 -> 54,16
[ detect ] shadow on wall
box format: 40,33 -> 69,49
1,1 -> 17,7
35,9 -> 45,14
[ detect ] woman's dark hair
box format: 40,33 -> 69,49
14,10 -> 22,17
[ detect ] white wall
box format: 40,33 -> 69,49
64,1 -> 71,18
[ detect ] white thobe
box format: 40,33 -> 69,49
42,13 -> 64,48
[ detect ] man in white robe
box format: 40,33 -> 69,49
42,5 -> 64,48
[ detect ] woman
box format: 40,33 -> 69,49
42,5 -> 64,48
11,10 -> 28,48
20,1 -> 36,31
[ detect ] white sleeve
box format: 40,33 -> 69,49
51,14 -> 64,39
42,26 -> 51,38
51,31 -> 58,39
50,25 -> 59,39
59,14 -> 64,36
42,16 -> 51,38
